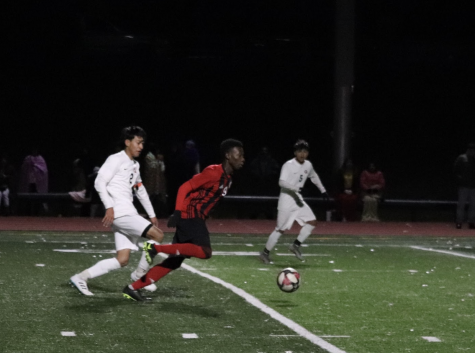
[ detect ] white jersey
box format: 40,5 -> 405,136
278,158 -> 326,209
94,150 -> 155,219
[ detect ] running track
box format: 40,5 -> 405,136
0,217 -> 474,237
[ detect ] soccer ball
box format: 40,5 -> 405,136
277,267 -> 300,293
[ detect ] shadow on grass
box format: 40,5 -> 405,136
64,297 -> 221,318
268,299 -> 299,308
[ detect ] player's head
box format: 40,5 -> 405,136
121,126 -> 146,159
294,139 -> 309,152
220,139 -> 245,172
293,139 -> 309,164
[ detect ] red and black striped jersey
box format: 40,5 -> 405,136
175,164 -> 232,219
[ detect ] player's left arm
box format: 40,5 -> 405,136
309,166 -> 329,199
134,173 -> 157,222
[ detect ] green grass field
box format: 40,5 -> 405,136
1,231 -> 475,353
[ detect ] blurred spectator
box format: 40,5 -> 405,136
19,147 -> 49,215
86,166 -> 102,217
249,146 -> 280,219
334,158 -> 359,221
143,143 -> 168,218
183,139 -> 200,180
155,150 -> 168,217
0,157 -> 15,216
166,140 -> 199,213
360,162 -> 385,222
454,142 -> 475,229
166,141 -> 184,213
71,158 -> 87,191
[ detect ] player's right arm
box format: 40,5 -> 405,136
278,162 -> 304,207
94,155 -> 120,226
278,162 -> 299,193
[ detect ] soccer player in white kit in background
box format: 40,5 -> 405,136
259,140 -> 329,264
70,126 -> 164,296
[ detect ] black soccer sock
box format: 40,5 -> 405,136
263,248 -> 270,255
293,240 -> 301,247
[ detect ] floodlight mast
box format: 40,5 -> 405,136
333,0 -> 355,172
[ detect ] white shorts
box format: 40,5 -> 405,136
276,202 -> 316,231
111,215 -> 152,251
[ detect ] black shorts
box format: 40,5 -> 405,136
172,218 -> 210,248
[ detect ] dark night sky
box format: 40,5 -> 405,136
4,0 -> 475,199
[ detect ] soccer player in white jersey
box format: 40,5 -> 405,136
70,126 -> 164,296
259,140 -> 329,264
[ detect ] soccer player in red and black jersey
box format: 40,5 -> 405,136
123,139 -> 244,301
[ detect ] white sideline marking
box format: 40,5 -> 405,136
212,251 -> 329,257
422,336 -> 441,342
411,246 -> 475,259
61,331 -> 76,337
182,333 -> 198,339
54,249 -> 329,257
54,249 -> 115,253
178,260 -> 347,353
35,264 -> 45,267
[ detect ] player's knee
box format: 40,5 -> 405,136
161,256 -> 184,270
117,257 -> 129,267
148,226 -> 164,243
307,220 -> 318,227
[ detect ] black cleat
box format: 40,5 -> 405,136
143,242 -> 158,265
123,286 -> 145,302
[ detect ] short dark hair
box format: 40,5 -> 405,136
120,126 -> 146,147
294,139 -> 309,151
467,142 -> 475,150
220,139 -> 243,160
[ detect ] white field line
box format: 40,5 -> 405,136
411,246 -> 475,259
53,249 -> 330,257
177,258 -> 347,353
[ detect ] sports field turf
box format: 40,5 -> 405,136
1,230 -> 475,353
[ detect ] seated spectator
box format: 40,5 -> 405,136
334,158 -> 359,221
360,162 -> 385,222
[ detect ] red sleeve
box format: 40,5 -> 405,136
174,167 -> 219,210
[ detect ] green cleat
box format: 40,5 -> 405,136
123,286 -> 144,302
143,242 -> 158,266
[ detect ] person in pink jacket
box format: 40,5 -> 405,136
360,162 -> 385,221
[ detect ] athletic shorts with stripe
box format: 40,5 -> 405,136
111,215 -> 153,251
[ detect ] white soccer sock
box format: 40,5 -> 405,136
135,240 -> 160,275
296,223 -> 315,244
85,258 -> 121,279
265,230 -> 283,252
